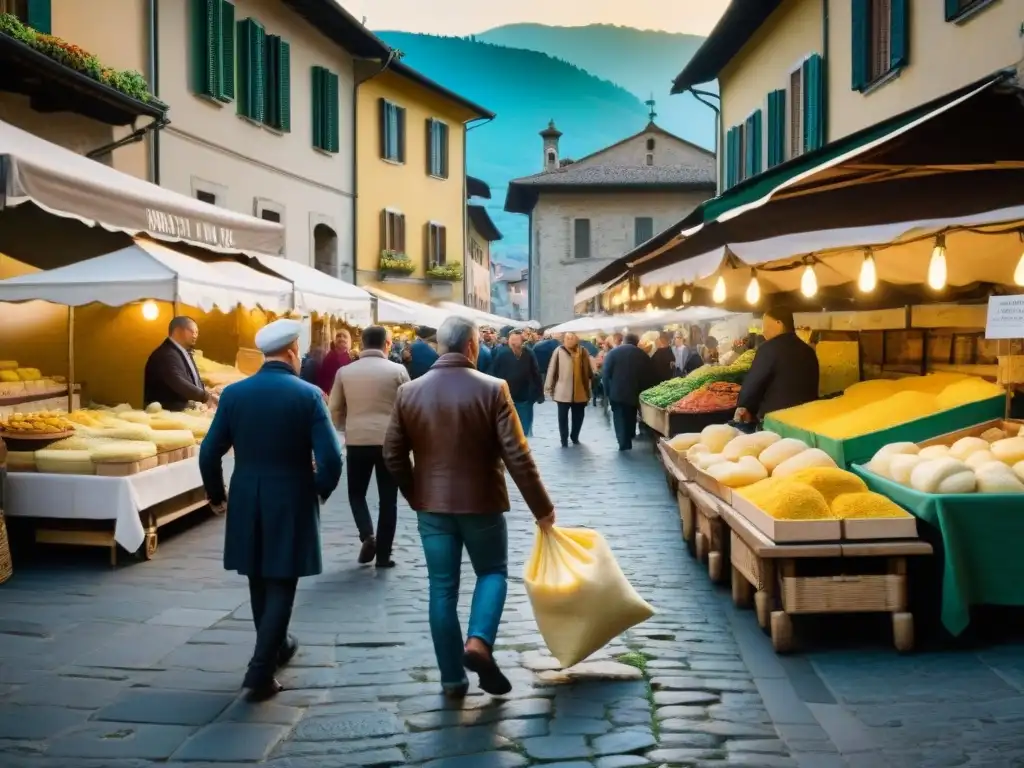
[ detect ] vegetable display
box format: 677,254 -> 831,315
737,469 -> 913,522
641,349 -> 756,408
669,382 -> 741,414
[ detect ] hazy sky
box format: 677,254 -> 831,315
343,0 -> 731,36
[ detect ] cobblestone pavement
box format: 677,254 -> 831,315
1,402 -> 1023,767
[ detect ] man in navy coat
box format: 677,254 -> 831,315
200,318 -> 343,701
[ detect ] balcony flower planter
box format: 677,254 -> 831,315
425,262 -> 464,282
379,251 -> 415,277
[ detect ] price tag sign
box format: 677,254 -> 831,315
985,295 -> 1024,340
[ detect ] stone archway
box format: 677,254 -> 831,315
313,223 -> 338,278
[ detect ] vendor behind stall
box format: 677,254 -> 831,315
144,317 -> 217,411
735,306 -> 818,427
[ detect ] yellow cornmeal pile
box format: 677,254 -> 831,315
771,374 -> 1004,439
737,467 -> 910,520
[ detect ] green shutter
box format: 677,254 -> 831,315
441,123 -> 449,177
236,19 -> 265,121
396,107 -> 406,163
277,40 -> 291,131
851,0 -> 870,91
890,0 -> 909,69
744,111 -> 762,178
25,0 -> 51,34
767,89 -> 786,168
945,0 -> 962,20
426,119 -> 435,175
191,0 -> 220,97
725,127 -> 737,188
312,67 -> 324,149
218,1 -> 234,101
377,97 -> 387,158
264,37 -> 278,127
803,54 -> 824,152
326,71 -> 339,153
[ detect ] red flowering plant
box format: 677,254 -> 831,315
0,13 -> 153,103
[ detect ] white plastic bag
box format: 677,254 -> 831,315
524,526 -> 655,668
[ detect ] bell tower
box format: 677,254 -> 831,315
540,120 -> 562,172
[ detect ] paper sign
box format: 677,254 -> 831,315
985,295 -> 1024,340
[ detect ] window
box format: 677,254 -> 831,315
426,119 -> 450,178
851,0 -> 908,91
191,0 -> 235,102
645,153 -> 654,166
427,223 -> 447,266
573,219 -> 591,259
3,1 -> 48,32
312,66 -> 340,152
260,210 -> 281,223
196,190 -> 217,205
380,210 -> 405,253
263,35 -> 291,131
646,138 -> 656,151
634,217 -> 654,247
945,0 -> 993,21
379,99 -> 406,163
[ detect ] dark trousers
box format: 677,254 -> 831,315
556,402 -> 586,444
346,444 -> 398,560
245,576 -> 298,687
610,401 -> 639,450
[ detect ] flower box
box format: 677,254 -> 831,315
379,251 -> 415,276
425,262 -> 463,282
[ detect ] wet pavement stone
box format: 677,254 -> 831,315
3,402 -> 1024,766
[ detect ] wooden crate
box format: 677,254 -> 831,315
730,493 -> 841,543
640,402 -> 669,436
781,572 -> 905,614
95,455 -> 160,477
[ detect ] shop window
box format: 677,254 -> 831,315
379,99 -> 406,162
634,217 -> 654,247
427,223 -> 447,266
191,0 -> 235,102
313,223 -> 338,278
426,119 -> 449,178
573,219 -> 591,259
852,0 -> 909,92
312,66 -> 340,153
380,210 -> 406,253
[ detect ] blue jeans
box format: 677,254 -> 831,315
416,512 -> 509,690
513,400 -> 534,437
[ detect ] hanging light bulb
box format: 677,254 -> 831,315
800,264 -> 818,298
636,286 -> 646,301
745,271 -> 761,306
645,302 -> 654,312
659,284 -> 675,300
858,251 -> 877,292
141,300 -> 159,321
928,234 -> 947,291
682,287 -> 692,304
712,276 -> 726,304
1015,234 -> 1024,287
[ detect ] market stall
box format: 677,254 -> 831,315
436,301 -> 539,330
367,286 -> 451,330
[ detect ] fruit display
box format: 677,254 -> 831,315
669,382 -> 741,414
193,351 -> 247,388
770,373 -> 1005,439
815,341 -> 860,397
737,468 -> 913,521
863,424 -> 1024,494
641,349 -> 756,408
0,411 -> 74,435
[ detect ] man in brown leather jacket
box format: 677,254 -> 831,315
384,316 -> 556,699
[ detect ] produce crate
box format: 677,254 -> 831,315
763,394 -> 1005,468
730,492 -> 841,544
95,456 -> 160,477
640,404 -> 733,438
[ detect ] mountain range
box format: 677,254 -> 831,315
375,24 -> 715,269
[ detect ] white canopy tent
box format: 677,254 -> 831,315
367,287 -> 451,329
0,238 -> 293,312
248,253 -> 373,325
436,301 -> 540,329
547,306 -> 735,335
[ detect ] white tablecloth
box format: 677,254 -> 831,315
4,457 -> 206,552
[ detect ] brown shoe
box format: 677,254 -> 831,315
358,537 -> 377,565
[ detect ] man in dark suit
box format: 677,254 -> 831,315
144,317 -> 215,411
403,326 -> 440,380
199,319 -> 343,702
602,333 -> 657,451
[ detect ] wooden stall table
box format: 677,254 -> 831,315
656,440 -> 696,547
687,484 -> 729,583
716,502 -> 932,653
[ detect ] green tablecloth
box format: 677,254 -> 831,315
764,395 -> 1005,468
852,464 -> 1024,636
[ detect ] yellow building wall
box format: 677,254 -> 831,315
827,0 -> 1024,140
355,69 -> 475,304
718,0 -> 823,137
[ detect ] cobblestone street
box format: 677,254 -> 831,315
1,403 -> 1024,767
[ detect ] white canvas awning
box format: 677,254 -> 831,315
249,254 -> 373,326
436,301 -> 539,329
367,287 -> 450,329
548,306 -> 735,335
0,119 -> 283,255
0,238 -> 293,312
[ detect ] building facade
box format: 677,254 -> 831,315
490,263 -> 528,321
505,120 -> 716,326
156,0 -> 390,275
465,176 -> 501,312
353,62 -> 493,305
677,0 -> 1024,193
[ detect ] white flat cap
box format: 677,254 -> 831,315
255,318 -> 302,355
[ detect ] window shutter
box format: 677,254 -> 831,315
425,119 -> 434,175
803,54 -> 824,152
745,110 -> 763,177
851,0 -> 871,91
889,0 -> 909,69
25,0 -> 51,34
327,72 -> 339,152
277,40 -> 290,131
397,107 -> 407,163
439,226 -> 447,265
380,210 -> 388,251
767,90 -> 786,167
377,97 -> 387,158
237,19 -> 265,121
574,219 -> 590,259
944,0 -> 962,20
191,0 -> 218,97
397,214 -> 406,253
441,123 -> 449,178
312,68 -> 324,149
219,1 -> 234,101
264,37 -> 279,127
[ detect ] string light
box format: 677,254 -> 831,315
712,276 -> 726,304
659,284 -> 675,300
745,271 -> 761,306
928,234 -> 947,291
1015,233 -> 1024,287
800,264 -> 818,298
636,286 -> 646,301
858,251 -> 878,293
141,300 -> 159,321
682,287 -> 692,304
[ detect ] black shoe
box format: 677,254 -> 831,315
244,678 -> 283,702
560,440 -> 568,447
571,438 -> 580,445
358,537 -> 377,565
276,637 -> 298,669
376,559 -> 396,569
443,682 -> 469,699
463,648 -> 512,696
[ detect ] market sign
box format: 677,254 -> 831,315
985,295 -> 1024,340
146,209 -> 235,250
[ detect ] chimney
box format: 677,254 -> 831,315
540,119 -> 562,172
